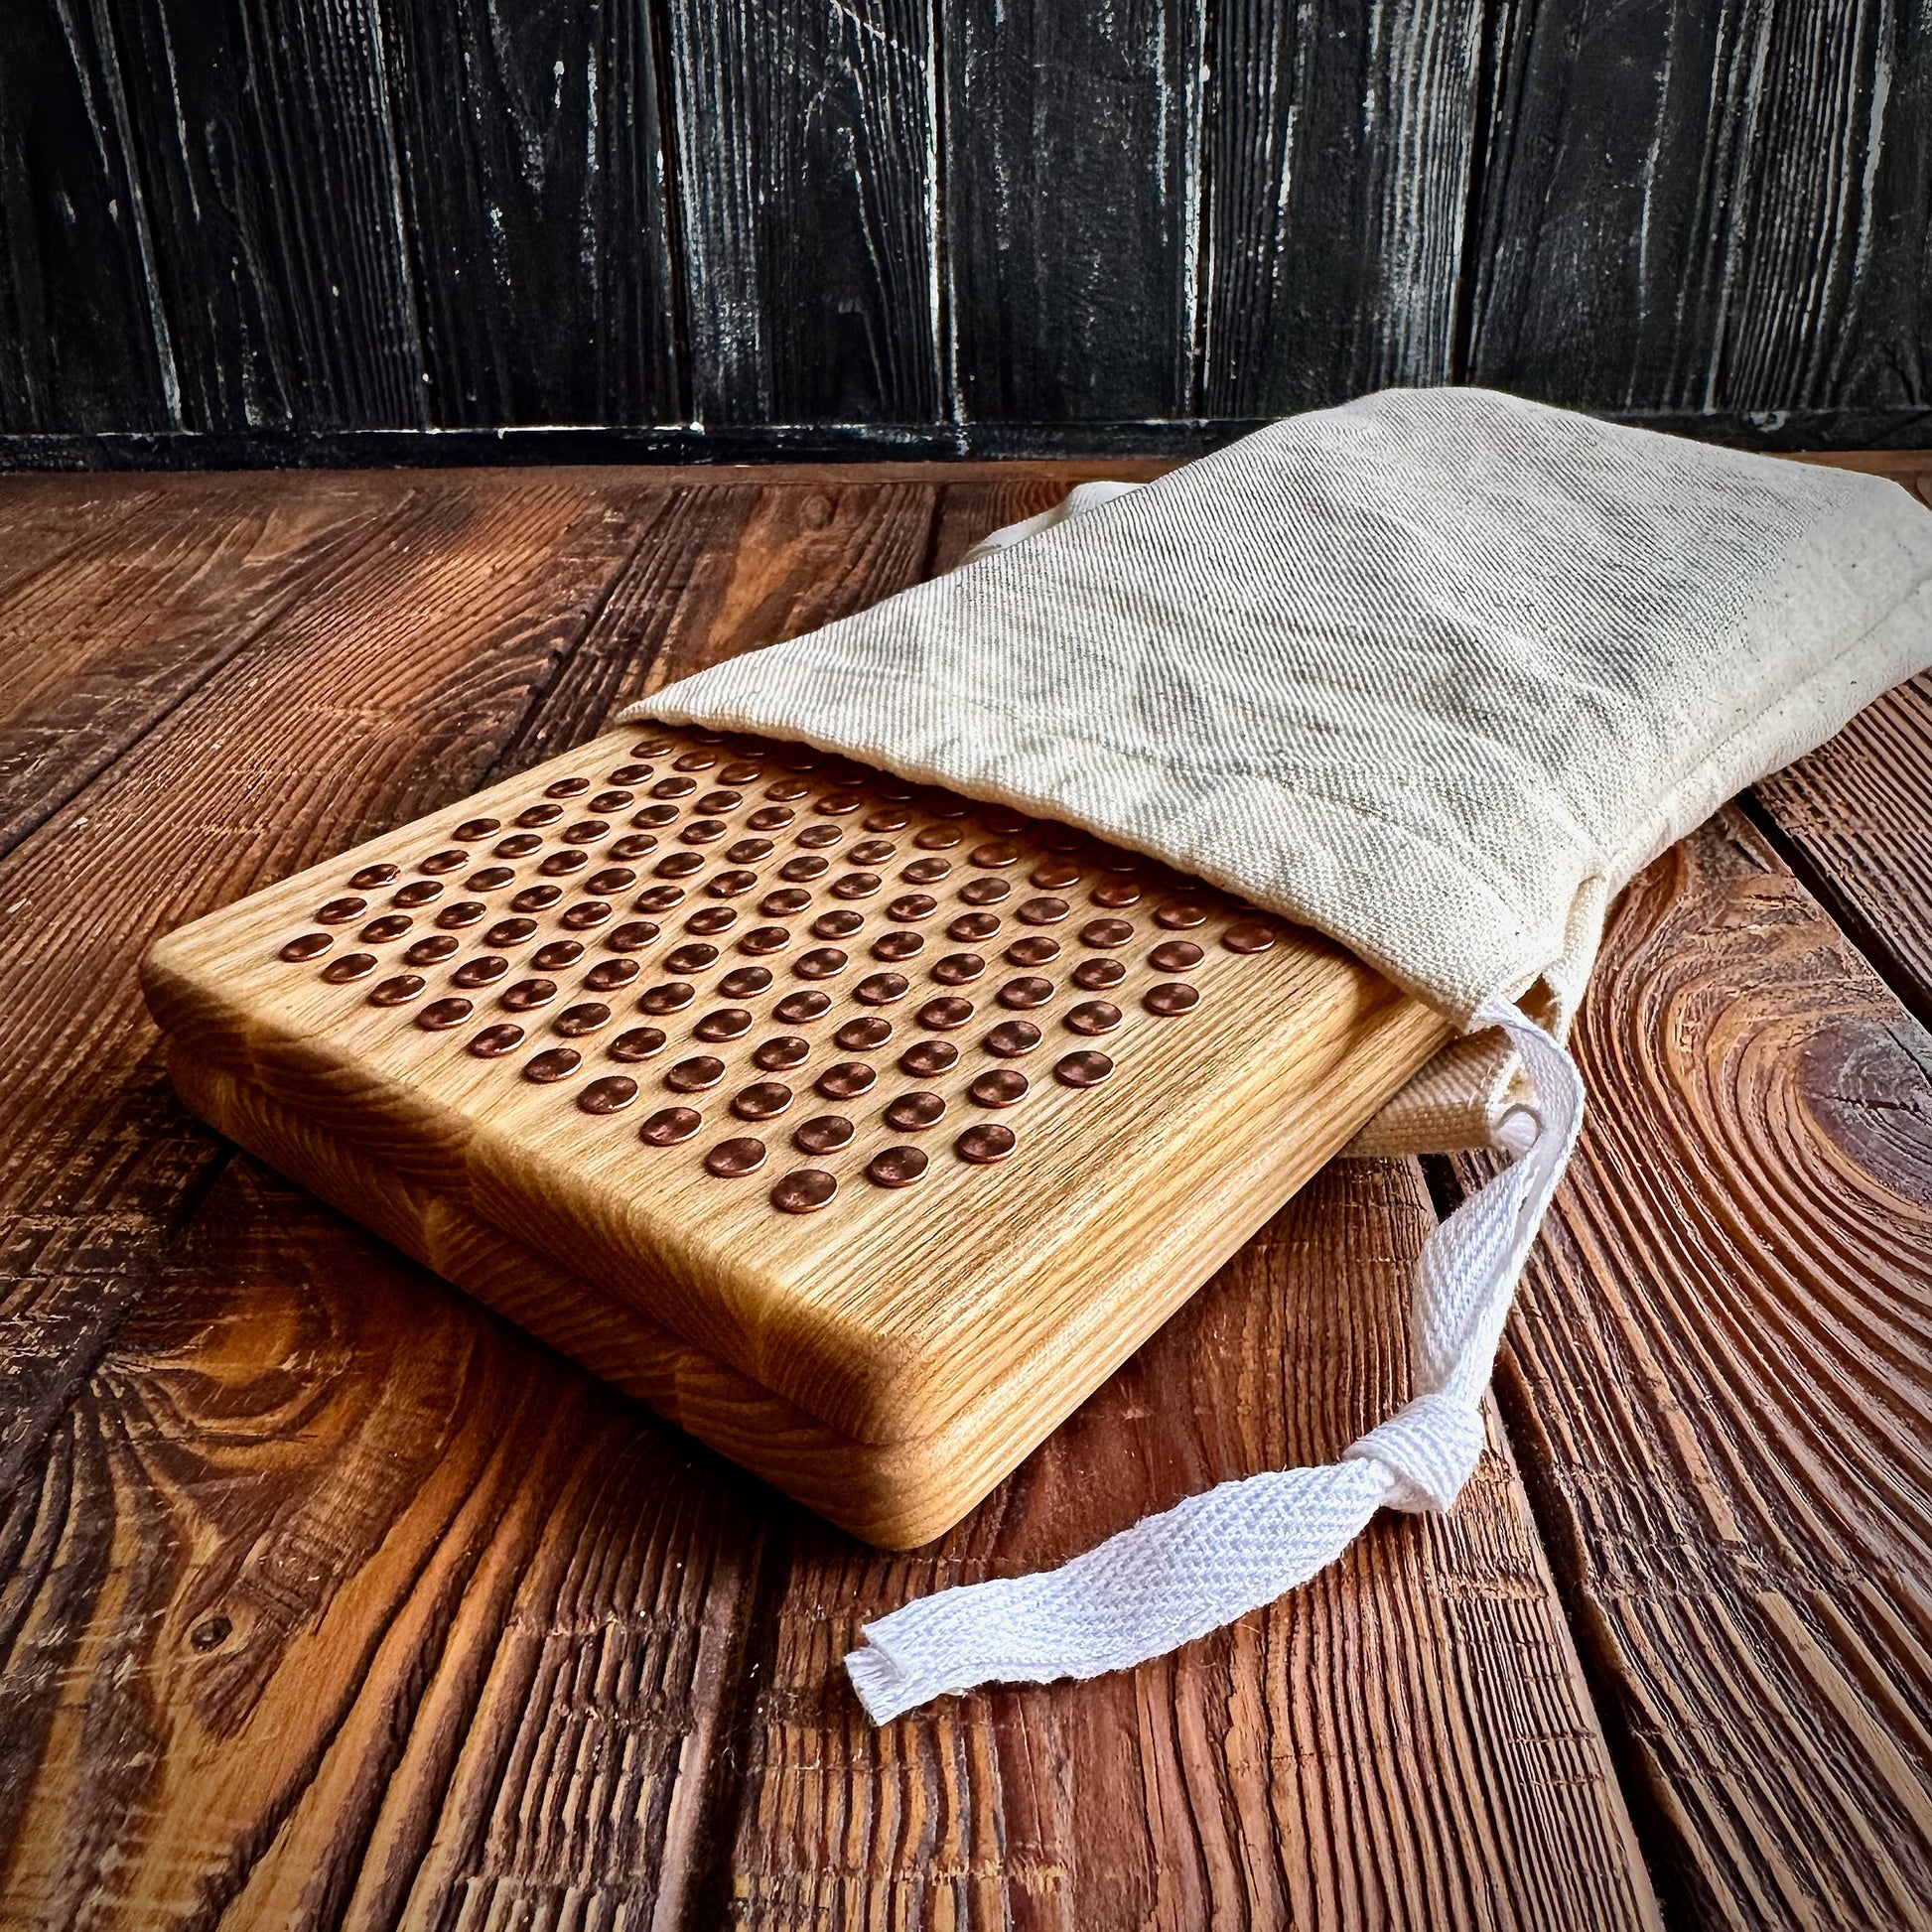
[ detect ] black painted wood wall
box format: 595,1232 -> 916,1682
1,0 -> 1927,465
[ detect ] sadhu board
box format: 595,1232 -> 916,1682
140,723 -> 1449,1546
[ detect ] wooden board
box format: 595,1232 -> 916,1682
1457,807 -> 1932,1928
165,1049 -> 1447,1553
142,717 -> 1446,1538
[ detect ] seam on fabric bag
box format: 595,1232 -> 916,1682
1601,567 -> 1932,893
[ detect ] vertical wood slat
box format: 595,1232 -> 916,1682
0,0 -> 178,432
662,0 -> 943,426
2,0 -> 689,437
1197,0 -> 1484,415
1465,0 -> 1932,415
942,0 -> 1205,422
100,0 -> 431,431
377,0 -> 681,426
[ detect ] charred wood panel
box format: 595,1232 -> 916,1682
379,0 -> 681,425
0,0 -> 1927,451
663,0 -> 942,425
93,0 -> 430,431
1465,0 -> 1932,416
1198,1 -> 1485,415
940,0 -> 1204,420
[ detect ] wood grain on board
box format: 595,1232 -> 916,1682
142,717 -> 1446,1536
1460,808 -> 1932,1928
723,1159 -> 1660,1932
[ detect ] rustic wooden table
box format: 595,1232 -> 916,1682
1,456 -> 1928,1931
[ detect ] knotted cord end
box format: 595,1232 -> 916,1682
1342,1390 -> 1488,1513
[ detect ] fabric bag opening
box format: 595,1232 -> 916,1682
617,386 -> 1932,1721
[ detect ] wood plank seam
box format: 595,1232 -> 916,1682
1736,786 -> 1932,1035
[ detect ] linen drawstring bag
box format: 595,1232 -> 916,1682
616,386 -> 1932,1724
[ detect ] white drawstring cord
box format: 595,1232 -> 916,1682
845,996 -> 1584,1725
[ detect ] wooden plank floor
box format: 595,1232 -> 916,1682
0,454 -> 1926,1929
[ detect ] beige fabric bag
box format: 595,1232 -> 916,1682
618,388 -> 1932,1722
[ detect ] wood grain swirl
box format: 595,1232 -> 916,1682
0,1157 -> 773,1929
1469,808 -> 1932,1928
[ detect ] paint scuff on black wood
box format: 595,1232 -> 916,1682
0,0 -> 1925,456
